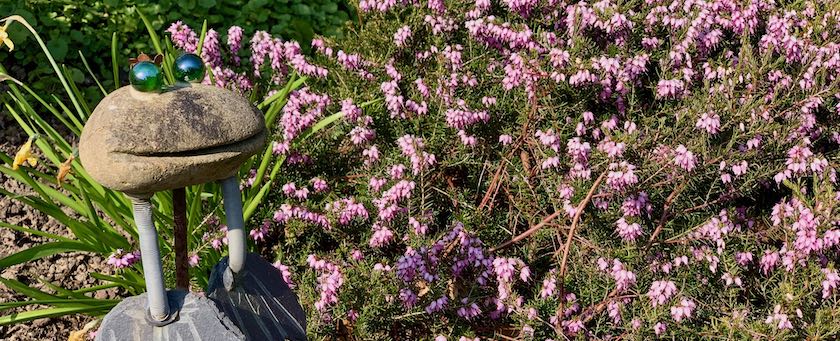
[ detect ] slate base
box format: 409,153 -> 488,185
95,290 -> 245,341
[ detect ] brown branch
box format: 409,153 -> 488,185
478,164 -> 505,211
173,188 -> 189,290
478,94 -> 538,213
643,181 -> 687,251
490,210 -> 563,253
556,171 -> 607,312
681,192 -> 734,214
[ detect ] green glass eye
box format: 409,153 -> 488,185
129,61 -> 163,92
174,54 -> 206,82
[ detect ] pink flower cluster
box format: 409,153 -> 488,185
308,255 -> 343,314
106,249 -> 140,268
646,280 -> 678,307
274,204 -> 331,230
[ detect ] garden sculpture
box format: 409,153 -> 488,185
78,55 -> 307,340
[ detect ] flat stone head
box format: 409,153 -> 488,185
79,84 -> 265,196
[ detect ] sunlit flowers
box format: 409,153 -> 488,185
0,20 -> 14,51
106,249 -> 140,268
12,136 -> 38,170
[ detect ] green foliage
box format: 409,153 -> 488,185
0,0 -> 353,98
0,15 -> 343,325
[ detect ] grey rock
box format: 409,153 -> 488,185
79,84 -> 265,196
96,290 -> 245,341
207,253 -> 308,341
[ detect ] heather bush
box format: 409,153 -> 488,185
3,0 -> 840,338
195,0 -> 840,338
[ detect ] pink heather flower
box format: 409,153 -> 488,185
273,261 -> 296,289
760,250 -> 780,275
241,169 -> 258,189
425,296 -> 449,314
408,217 -> 428,235
274,204 -> 331,230
736,252 -> 753,266
765,305 -> 793,330
397,135 -> 436,174
458,130 -> 477,146
280,88 -> 331,144
696,112 -> 721,135
597,257 -> 610,272
347,309 -> 359,322
389,164 -> 406,179
527,307 -> 538,320
540,270 -> 557,298
653,322 -> 667,336
200,29 -> 222,69
656,79 -> 685,98
285,41 -> 328,78
722,273 -> 742,287
822,268 -> 839,298
363,145 -> 380,166
166,21 -> 198,53
607,301 -> 622,323
282,182 -> 310,200
610,262 -> 637,293
498,134 -> 513,146
188,253 -> 200,267
307,255 -> 343,312
562,319 -> 584,336
731,161 -> 749,176
673,145 -> 696,172
481,96 -> 497,107
373,263 -> 392,272
369,224 -> 395,247
435,336 -> 447,341
351,249 -> 364,261
369,177 -> 387,192
227,26 -> 244,57
249,220 -> 270,242
670,298 -> 696,323
616,217 -> 642,241
340,98 -> 363,122
326,198 -> 369,226
598,139 -> 626,158
311,177 -> 329,192
272,141 -> 289,155
394,25 -> 412,47
457,299 -> 482,319
606,161 -> 638,190
642,37 -> 661,49
106,249 -> 140,269
622,192 -> 651,217
647,280 -> 678,307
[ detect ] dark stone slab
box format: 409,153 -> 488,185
207,253 -> 308,341
96,290 -> 245,341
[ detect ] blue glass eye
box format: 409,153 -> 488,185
174,53 -> 206,82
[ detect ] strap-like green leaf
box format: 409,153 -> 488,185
0,241 -> 97,269
0,306 -> 111,325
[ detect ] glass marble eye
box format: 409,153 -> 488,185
129,61 -> 163,92
173,53 -> 206,82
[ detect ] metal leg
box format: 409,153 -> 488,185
130,196 -> 171,323
220,177 -> 246,274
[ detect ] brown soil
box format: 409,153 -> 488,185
0,116 -> 117,341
